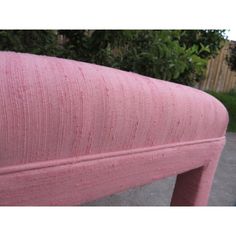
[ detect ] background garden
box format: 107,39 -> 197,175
0,30 -> 235,131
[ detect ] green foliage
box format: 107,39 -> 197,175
0,30 -> 61,56
208,90 -> 236,132
0,30 -> 226,86
176,30 -> 226,58
226,41 -> 236,71
59,30 -> 225,86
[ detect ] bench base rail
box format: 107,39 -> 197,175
0,137 -> 225,206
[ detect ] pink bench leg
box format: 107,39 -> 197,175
171,160 -> 219,206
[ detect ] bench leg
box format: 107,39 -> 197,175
170,161 -> 219,206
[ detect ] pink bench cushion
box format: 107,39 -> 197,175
0,52 -> 228,205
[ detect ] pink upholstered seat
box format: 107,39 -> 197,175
0,52 -> 228,205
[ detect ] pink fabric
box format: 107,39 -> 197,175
0,52 -> 228,206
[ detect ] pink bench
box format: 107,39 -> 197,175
0,52 -> 228,206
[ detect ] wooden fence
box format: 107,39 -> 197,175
196,41 -> 236,92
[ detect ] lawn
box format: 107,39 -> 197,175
207,90 -> 236,132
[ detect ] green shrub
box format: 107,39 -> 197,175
59,30 -> 226,86
0,30 -> 62,56
227,41 -> 236,71
0,30 -> 226,87
208,91 -> 236,132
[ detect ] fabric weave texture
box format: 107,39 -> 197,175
0,52 -> 229,206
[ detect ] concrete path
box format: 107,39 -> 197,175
84,132 -> 236,206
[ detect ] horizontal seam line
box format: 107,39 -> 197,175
0,137 -> 225,176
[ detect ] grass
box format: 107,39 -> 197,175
207,90 -> 236,132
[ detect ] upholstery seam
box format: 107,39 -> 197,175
0,136 -> 226,176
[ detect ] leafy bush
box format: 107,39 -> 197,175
59,30 -> 226,86
208,90 -> 236,132
0,30 -> 226,86
226,41 -> 236,71
0,30 -> 62,56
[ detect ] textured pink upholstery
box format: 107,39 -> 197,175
0,52 -> 228,206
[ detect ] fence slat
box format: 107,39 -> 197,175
197,41 -> 236,92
